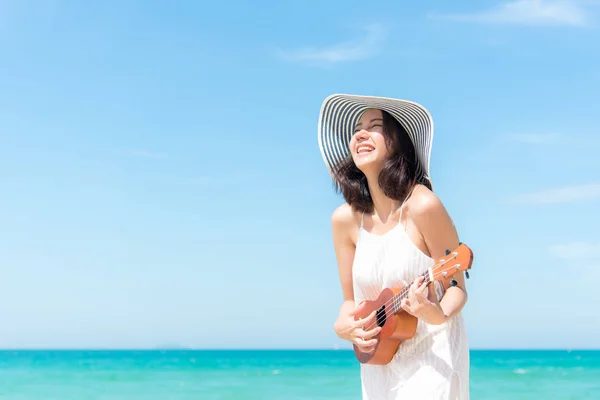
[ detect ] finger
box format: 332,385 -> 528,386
401,298 -> 411,312
410,277 -> 423,294
364,309 -> 378,324
408,288 -> 417,303
355,328 -> 368,339
354,338 -> 377,348
354,310 -> 375,321
417,278 -> 428,293
354,310 -> 377,328
355,327 -> 375,338
359,344 -> 377,354
357,344 -> 377,354
356,337 -> 378,348
361,325 -> 382,338
407,284 -> 418,301
415,292 -> 429,303
349,301 -> 366,316
357,337 -> 378,347
409,280 -> 417,294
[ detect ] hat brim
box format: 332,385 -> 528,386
318,94 -> 434,185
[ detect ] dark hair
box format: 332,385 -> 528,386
332,110 -> 432,213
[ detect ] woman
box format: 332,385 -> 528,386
318,94 -> 470,399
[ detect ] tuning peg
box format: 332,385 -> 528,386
445,249 -> 451,255
459,242 -> 463,245
465,271 -> 470,279
450,278 -> 457,287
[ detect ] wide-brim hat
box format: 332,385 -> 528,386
317,94 -> 434,186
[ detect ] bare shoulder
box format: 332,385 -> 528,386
405,184 -> 459,259
406,184 -> 448,220
331,203 -> 355,225
331,203 -> 361,243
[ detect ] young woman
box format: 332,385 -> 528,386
318,94 -> 470,399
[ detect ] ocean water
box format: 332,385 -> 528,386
0,349 -> 598,399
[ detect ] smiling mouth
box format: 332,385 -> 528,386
357,144 -> 375,154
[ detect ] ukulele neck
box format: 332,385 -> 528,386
390,270 -> 432,314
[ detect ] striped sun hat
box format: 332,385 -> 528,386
317,94 -> 434,186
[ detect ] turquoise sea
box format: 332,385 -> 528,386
0,349 -> 598,399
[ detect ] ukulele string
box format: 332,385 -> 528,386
361,279 -> 428,332
360,276 -> 431,332
359,257 -> 459,332
358,268 -> 438,330
360,269 -> 451,332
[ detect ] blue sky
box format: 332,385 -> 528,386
1,0 -> 599,350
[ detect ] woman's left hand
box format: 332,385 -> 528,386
400,276 -> 447,325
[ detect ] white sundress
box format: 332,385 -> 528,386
352,213 -> 470,400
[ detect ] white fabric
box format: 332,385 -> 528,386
352,219 -> 470,400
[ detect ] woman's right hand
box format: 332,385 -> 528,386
334,301 -> 382,354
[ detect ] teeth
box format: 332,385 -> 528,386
357,145 -> 374,153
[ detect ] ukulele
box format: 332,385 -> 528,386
352,242 -> 474,365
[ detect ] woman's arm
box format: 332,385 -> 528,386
331,204 -> 357,306
331,204 -> 381,351
401,187 -> 468,324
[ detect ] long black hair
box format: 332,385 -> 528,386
332,110 -> 432,213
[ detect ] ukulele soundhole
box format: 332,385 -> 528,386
376,305 -> 387,327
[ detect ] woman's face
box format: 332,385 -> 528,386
350,109 -> 391,174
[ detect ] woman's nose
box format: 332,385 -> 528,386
355,129 -> 369,140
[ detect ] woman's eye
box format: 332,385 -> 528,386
353,124 -> 381,133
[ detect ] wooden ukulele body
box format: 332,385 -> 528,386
352,287 -> 418,365
351,242 -> 473,365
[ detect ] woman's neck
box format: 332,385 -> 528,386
367,179 -> 401,224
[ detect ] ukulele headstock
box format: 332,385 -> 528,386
431,242 -> 474,282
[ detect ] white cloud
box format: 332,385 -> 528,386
276,24 -> 387,65
550,242 -> 600,260
509,183 -> 600,204
429,0 -> 592,27
506,132 -> 561,144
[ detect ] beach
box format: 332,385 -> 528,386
0,349 -> 598,399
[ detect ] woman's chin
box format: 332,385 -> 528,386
354,159 -> 382,175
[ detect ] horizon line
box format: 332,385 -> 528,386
0,347 -> 598,351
